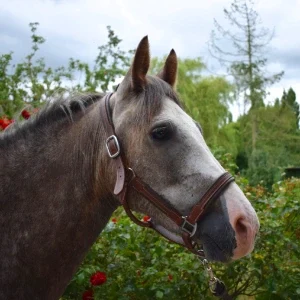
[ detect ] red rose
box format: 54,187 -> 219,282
168,274 -> 173,281
111,218 -> 117,224
0,118 -> 13,130
21,109 -> 31,119
90,271 -> 107,286
143,215 -> 151,222
82,290 -> 94,300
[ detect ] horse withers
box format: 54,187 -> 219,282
0,36 -> 259,299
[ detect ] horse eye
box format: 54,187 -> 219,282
151,126 -> 171,141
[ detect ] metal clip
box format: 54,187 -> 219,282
202,259 -> 215,280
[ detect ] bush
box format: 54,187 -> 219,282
62,176 -> 300,300
63,211 -> 210,300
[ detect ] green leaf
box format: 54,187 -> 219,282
155,291 -> 164,298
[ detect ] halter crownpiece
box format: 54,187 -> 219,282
100,93 -> 235,299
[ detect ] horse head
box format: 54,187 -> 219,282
106,36 -> 259,263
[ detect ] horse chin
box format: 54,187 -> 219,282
194,235 -> 232,263
153,223 -> 232,263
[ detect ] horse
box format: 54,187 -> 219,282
0,36 -> 259,299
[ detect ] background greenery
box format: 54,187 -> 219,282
63,173 -> 300,300
1,1 -> 299,298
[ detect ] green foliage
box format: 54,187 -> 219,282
216,122 -> 242,159
212,147 -> 239,174
184,76 -> 233,146
281,88 -> 299,129
0,52 -> 16,116
0,22 -> 71,117
246,178 -> 300,299
67,26 -> 132,93
246,149 -> 280,188
0,23 -> 131,118
236,103 -> 300,187
62,175 -> 300,299
63,213 -> 210,300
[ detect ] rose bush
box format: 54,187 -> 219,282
0,109 -> 32,131
90,271 -> 107,286
61,176 -> 300,299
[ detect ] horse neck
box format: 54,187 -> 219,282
0,100 -> 119,299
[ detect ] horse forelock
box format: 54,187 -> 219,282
121,75 -> 182,125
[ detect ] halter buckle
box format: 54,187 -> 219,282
106,135 -> 120,158
181,216 -> 197,237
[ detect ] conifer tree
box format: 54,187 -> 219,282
209,0 -> 284,149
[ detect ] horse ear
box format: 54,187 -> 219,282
131,36 -> 150,91
157,49 -> 177,88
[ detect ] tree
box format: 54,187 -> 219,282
0,22 -> 72,117
281,88 -> 299,129
237,102 -> 300,187
0,23 -> 131,118
209,0 -> 284,149
67,26 -> 132,93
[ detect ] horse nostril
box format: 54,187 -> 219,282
232,216 -> 256,260
235,217 -> 248,242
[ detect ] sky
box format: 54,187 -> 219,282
1,0 -> 299,117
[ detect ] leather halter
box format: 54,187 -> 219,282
100,93 -> 235,257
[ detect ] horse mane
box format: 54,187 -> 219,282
0,93 -> 104,147
0,76 -> 181,148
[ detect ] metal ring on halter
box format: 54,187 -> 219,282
196,249 -> 205,257
181,216 -> 197,237
127,168 -> 136,184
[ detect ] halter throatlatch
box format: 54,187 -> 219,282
100,93 -> 234,299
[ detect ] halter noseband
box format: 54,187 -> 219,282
100,93 -> 235,257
